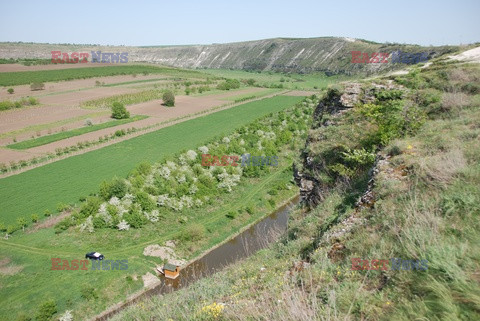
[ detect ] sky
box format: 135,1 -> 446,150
0,0 -> 479,46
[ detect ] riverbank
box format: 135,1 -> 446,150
92,194 -> 300,321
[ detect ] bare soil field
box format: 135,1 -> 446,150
0,104 -> 93,135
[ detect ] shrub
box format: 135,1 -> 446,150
226,211 -> 237,219
30,82 -> 45,91
31,214 -> 39,223
80,286 -> 98,300
99,177 -> 128,200
7,88 -> 14,94
85,118 -> 93,126
54,217 -> 74,234
162,90 -> 175,107
217,79 -> 241,90
111,102 -> 130,119
114,129 -> 126,137
179,223 -> 205,241
135,191 -> 156,211
28,97 -> 38,105
35,299 -> 57,321
124,207 -> 147,228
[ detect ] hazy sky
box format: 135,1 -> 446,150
0,0 -> 478,46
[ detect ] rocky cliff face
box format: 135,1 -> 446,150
294,81 -> 399,207
0,38 -> 457,75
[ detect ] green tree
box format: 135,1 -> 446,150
162,90 -> 175,106
111,102 -> 130,119
16,217 -> 27,232
7,88 -> 14,94
31,213 -> 39,223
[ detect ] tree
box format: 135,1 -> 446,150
111,102 -> 130,119
7,88 -> 14,94
31,214 -> 39,223
16,217 -> 27,232
162,90 -> 175,107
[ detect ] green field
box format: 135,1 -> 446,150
7,115 -> 148,150
0,65 -> 207,86
0,95 -> 303,225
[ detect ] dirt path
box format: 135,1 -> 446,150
0,90 -> 291,176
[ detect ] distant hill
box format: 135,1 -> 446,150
0,37 -> 460,75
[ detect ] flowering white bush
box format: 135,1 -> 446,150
256,130 -> 264,137
257,141 -> 263,150
117,220 -> 130,231
59,310 -> 73,321
167,198 -> 184,211
222,137 -> 230,144
109,196 -> 120,206
97,207 -> 112,226
178,154 -> 187,165
144,174 -> 154,187
264,131 -> 276,140
217,169 -> 241,192
98,203 -> 107,216
180,195 -> 194,208
198,146 -> 209,154
157,194 -> 170,206
189,184 -> 198,195
186,150 -> 197,160
158,166 -> 171,179
145,210 -> 160,222
176,174 -> 186,184
194,199 -> 203,207
239,139 -> 245,145
166,161 -> 177,169
79,216 -> 94,233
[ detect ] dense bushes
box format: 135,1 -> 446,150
162,90 -> 175,107
0,96 -> 39,111
217,79 -> 241,90
111,102 -> 130,119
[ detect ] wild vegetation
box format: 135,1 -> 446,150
109,62 -> 480,320
0,96 -> 39,111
